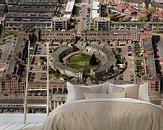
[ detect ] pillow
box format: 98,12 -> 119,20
109,83 -> 139,99
66,82 -> 76,102
138,83 -> 149,102
66,82 -> 110,102
84,92 -> 126,99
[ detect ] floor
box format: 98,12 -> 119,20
0,122 -> 43,130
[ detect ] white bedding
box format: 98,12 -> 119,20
42,98 -> 163,130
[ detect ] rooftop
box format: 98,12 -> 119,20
94,17 -> 110,22
153,0 -> 163,4
8,0 -> 57,5
151,2 -> 163,8
116,3 -> 126,11
0,0 -> 5,4
124,0 -> 144,4
52,17 -> 68,21
126,6 -> 137,14
63,0 -> 75,19
154,11 -> 163,17
65,0 -> 75,12
144,39 -> 156,76
91,1 -> 100,19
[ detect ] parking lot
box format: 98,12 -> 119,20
29,42 -> 56,83
99,40 -> 136,81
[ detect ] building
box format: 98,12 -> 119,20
41,31 -> 76,41
110,22 -> 163,32
0,0 -> 5,4
1,76 -> 25,94
28,81 -> 66,94
85,45 -> 117,78
9,0 -> 57,5
52,17 -> 68,31
0,75 -> 66,95
152,0 -> 163,4
124,6 -> 137,15
151,0 -> 163,10
84,30 -> 150,41
41,30 -> 151,42
0,2 -> 5,27
100,4 -> 108,17
5,0 -> 63,30
5,0 -> 75,30
153,11 -> 163,21
94,17 -> 110,31
147,75 -> 161,100
123,0 -> 145,7
143,36 -> 163,101
91,16 -> 163,32
63,0 -> 75,19
98,0 -> 123,4
52,46 -> 83,79
91,1 -> 100,19
8,0 -> 19,4
116,3 -> 126,12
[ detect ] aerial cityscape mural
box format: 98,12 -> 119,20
0,0 -> 162,130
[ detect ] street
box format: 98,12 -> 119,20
0,35 -> 17,63
77,0 -> 89,33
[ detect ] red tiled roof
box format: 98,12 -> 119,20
126,6 -> 137,13
116,3 -> 126,11
154,11 -> 163,17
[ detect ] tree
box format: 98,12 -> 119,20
56,69 -> 60,75
118,17 -> 124,22
38,29 -> 41,41
148,6 -> 156,14
29,32 -> 37,43
89,54 -> 97,66
138,16 -> 148,22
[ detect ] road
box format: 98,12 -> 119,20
122,46 -> 135,81
117,41 -> 136,82
0,35 -> 17,63
155,35 -> 163,74
77,0 -> 89,33
157,35 -> 163,58
97,41 -> 136,82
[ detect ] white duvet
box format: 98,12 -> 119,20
42,98 -> 163,130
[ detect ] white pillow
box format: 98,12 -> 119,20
66,82 -> 76,102
109,82 -> 150,102
138,83 -> 149,102
109,83 -> 135,89
108,83 -> 139,99
84,92 -> 126,99
66,82 -> 111,102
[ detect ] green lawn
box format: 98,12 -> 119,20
68,63 -> 97,69
14,38 -> 25,54
69,54 -> 91,63
1,30 -> 17,38
0,42 -> 5,45
68,54 -> 99,70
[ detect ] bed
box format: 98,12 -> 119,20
42,82 -> 163,130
